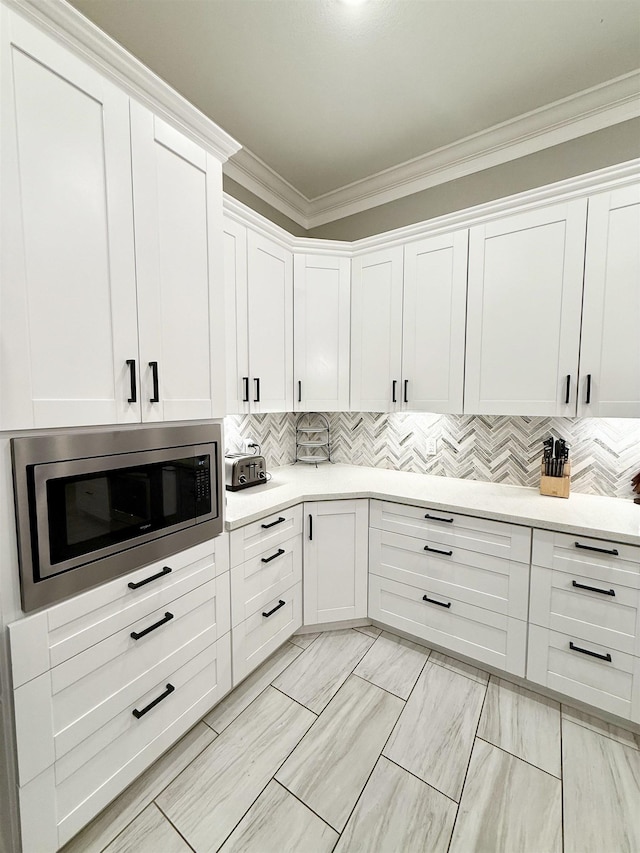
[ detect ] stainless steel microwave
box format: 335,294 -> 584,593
11,424 -> 223,612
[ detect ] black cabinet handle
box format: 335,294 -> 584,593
564,374 -> 571,405
569,641 -> 612,662
585,373 -> 592,405
424,545 -> 453,556
262,599 -> 286,618
575,541 -> 619,556
128,566 -> 172,589
309,514 -> 313,540
130,611 -> 174,640
149,361 -> 160,403
298,380 -> 302,403
261,516 -> 285,529
404,379 -> 409,403
254,377 -> 260,403
392,380 -> 397,403
126,359 -> 137,403
242,377 -> 249,403
261,548 -> 285,564
422,594 -> 451,609
132,683 -> 175,719
424,513 -> 454,524
572,580 -> 615,597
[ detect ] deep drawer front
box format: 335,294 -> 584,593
230,505 -> 303,567
532,529 -> 640,581
370,500 -> 531,564
232,582 -> 302,684
231,536 -> 302,627
530,565 -> 640,655
369,527 -> 529,619
527,624 -> 640,723
368,573 -> 526,676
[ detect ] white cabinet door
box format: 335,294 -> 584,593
464,200 -> 587,415
131,103 -> 225,422
350,247 -> 404,412
578,185 -> 640,417
294,254 -> 351,412
0,11 -> 139,429
402,231 -> 468,413
247,232 -> 293,413
223,217 -> 249,415
303,500 -> 369,625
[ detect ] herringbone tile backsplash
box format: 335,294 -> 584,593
224,412 -> 640,500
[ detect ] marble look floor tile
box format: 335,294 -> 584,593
354,625 -> 382,638
383,659 -> 486,800
562,718 -> 640,853
273,629 -> 374,713
219,780 -> 338,853
276,675 -> 403,831
449,739 -> 561,853
478,677 -> 561,777
354,631 -> 430,699
103,804 -> 190,853
335,756 -> 456,853
429,650 -> 489,685
157,687 -> 315,853
204,641 -> 302,733
562,704 -> 640,751
290,632 -> 321,650
60,722 -> 216,853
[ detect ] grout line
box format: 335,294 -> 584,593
151,802 -> 197,853
474,735 -> 562,781
560,705 -> 640,752
560,707 -> 566,853
272,683 -> 319,716
349,669 -> 412,703
381,755 -> 459,804
272,779 -> 341,836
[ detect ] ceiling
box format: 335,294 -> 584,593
66,0 -> 640,225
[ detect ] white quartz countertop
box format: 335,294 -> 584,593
224,463 -> 640,544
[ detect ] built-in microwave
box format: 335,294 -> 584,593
11,424 -> 223,612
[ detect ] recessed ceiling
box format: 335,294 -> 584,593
66,0 -> 640,222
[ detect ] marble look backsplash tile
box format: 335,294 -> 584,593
224,412 -> 640,500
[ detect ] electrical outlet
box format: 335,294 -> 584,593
242,438 -> 256,453
426,438 -> 438,456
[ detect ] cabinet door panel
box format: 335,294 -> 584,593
1,11 -> 139,428
247,232 -> 293,412
131,104 -> 225,422
402,231 -> 468,413
294,254 -> 351,411
578,185 -> 640,417
224,217 -> 249,415
350,248 -> 404,411
465,200 -> 586,415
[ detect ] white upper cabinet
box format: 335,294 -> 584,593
464,200 -> 587,416
578,185 -> 640,417
294,254 -> 351,412
130,103 -> 225,421
350,247 -> 404,411
1,11 -> 139,429
402,231 -> 468,413
224,217 -> 250,415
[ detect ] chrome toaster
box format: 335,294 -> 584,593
224,453 -> 267,491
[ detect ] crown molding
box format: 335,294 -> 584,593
5,0 -> 241,163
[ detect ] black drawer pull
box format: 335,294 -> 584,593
569,641 -> 612,663
403,379 -> 409,403
424,545 -> 453,556
424,513 -> 454,524
392,380 -> 397,403
298,380 -> 302,403
261,516 -> 285,529
242,376 -> 249,403
564,373 -> 571,405
585,373 -> 592,405
149,361 -> 160,403
261,548 -> 285,564
254,377 -> 261,403
575,542 -> 619,556
126,359 -> 137,403
132,683 -> 175,719
422,594 -> 451,609
263,599 -> 286,618
130,611 -> 174,640
128,566 -> 172,589
572,580 -> 615,597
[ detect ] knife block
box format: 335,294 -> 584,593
540,461 -> 571,498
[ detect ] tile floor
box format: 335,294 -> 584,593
61,626 -> 640,853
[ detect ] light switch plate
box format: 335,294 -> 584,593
426,438 -> 438,456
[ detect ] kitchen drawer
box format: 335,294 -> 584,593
231,536 -> 302,627
10,536 -> 229,688
18,634 -> 231,852
532,529 -> 640,579
232,582 -> 302,684
527,624 -> 640,723
230,505 -> 302,567
530,565 -> 640,655
369,527 -> 529,619
368,573 -> 527,676
370,500 -> 531,563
